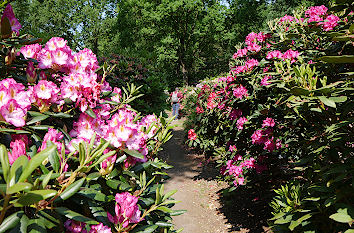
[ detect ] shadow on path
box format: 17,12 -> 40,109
162,121 -> 272,233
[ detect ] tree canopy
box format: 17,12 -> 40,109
13,0 -> 327,87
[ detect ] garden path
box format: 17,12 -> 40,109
162,114 -> 272,233
162,117 -> 232,233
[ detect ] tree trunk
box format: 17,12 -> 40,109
181,61 -> 188,86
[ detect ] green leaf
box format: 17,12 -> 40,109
9,156 -> 29,186
155,221 -> 173,227
329,212 -> 353,223
320,55 -> 354,64
123,149 -> 144,159
47,142 -> 60,173
56,177 -> 85,202
20,214 -> 29,233
289,214 -> 312,230
162,190 -> 177,202
0,211 -> 24,232
7,182 -> 33,194
131,225 -> 158,233
85,107 -> 97,119
16,189 -> 57,206
156,206 -> 172,213
55,207 -> 98,225
170,209 -> 187,216
318,96 -> 336,108
290,87 -> 310,96
26,115 -> 49,125
18,144 -> 57,183
41,171 -> 54,189
0,144 -> 10,182
78,188 -> 107,202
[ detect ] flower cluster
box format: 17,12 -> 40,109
0,79 -> 32,127
221,155 -> 256,187
251,118 -> 282,153
188,129 -> 197,140
107,192 -> 142,229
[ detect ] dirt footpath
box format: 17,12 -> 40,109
162,119 -> 232,233
161,116 -> 272,233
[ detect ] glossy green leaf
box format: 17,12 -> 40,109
20,214 -> 29,233
85,107 -> 97,119
16,189 -> 57,206
55,207 -> 98,224
7,182 -> 33,194
0,211 -> 24,232
18,144 -> 57,183
0,144 -> 10,182
318,96 -> 336,108
329,212 -> 353,223
123,149 -> 144,159
26,115 -> 49,125
131,225 -> 158,233
56,177 -> 85,202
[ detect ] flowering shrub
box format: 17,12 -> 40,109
100,54 -> 169,115
0,3 -> 183,232
183,1 -> 353,232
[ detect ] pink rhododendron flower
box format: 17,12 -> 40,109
229,145 -> 237,152
26,61 -> 36,83
111,87 -> 122,103
1,4 -> 21,35
8,139 -> 29,165
283,49 -> 300,63
89,223 -> 111,233
0,99 -> 26,127
233,48 -> 248,59
188,129 -> 197,140
196,106 -> 204,114
266,50 -> 283,59
247,42 -> 261,52
21,44 -> 42,59
64,220 -> 87,233
279,15 -> 297,24
264,137 -> 276,152
241,158 -> 256,169
245,59 -> 259,70
236,117 -> 248,130
108,192 -> 141,228
305,5 -> 328,19
320,14 -> 340,31
233,85 -> 248,99
229,109 -> 242,120
251,130 -> 266,144
261,75 -> 272,86
40,128 -> 64,153
262,117 -> 275,127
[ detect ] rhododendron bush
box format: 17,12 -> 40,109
183,1 -> 353,232
100,54 -> 169,115
0,3 -> 183,232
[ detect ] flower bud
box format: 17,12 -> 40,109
26,61 -> 37,83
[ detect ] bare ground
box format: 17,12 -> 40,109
162,116 -> 273,233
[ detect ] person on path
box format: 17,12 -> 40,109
170,87 -> 183,119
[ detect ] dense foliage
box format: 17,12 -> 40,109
12,0 -> 327,87
183,1 -> 353,232
0,3 -> 183,232
100,54 -> 169,115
